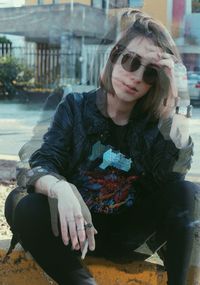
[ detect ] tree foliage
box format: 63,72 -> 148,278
0,36 -> 12,44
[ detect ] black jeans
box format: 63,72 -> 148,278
5,180 -> 199,285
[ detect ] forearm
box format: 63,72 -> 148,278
35,174 -> 72,198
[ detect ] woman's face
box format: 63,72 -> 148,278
111,36 -> 161,104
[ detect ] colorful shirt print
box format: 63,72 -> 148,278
71,140 -> 139,214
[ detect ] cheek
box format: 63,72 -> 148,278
112,63 -> 126,79
141,84 -> 151,95
111,66 -> 124,89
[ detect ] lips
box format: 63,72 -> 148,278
122,82 -> 138,93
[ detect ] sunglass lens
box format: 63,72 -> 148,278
121,54 -> 140,72
110,50 -> 120,63
144,67 -> 157,85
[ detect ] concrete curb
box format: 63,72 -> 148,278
1,239 -> 200,285
0,240 -> 55,285
0,239 -> 168,285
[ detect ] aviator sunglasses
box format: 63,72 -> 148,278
111,46 -> 158,85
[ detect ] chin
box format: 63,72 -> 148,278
118,91 -> 140,102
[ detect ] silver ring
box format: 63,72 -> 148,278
84,223 -> 93,229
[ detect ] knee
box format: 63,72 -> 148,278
165,181 -> 199,228
164,180 -> 199,204
14,193 -> 50,234
4,187 -> 27,228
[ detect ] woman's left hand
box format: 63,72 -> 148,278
169,113 -> 190,149
157,52 -> 179,118
152,50 -> 190,148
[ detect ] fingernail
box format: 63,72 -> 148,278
64,240 -> 69,246
72,243 -> 79,250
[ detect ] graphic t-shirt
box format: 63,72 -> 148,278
70,120 -> 140,214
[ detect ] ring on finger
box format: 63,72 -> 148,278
85,223 -> 93,229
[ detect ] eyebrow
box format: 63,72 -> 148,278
123,47 -> 142,58
123,47 -> 160,69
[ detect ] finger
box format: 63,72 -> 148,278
48,198 -> 59,237
162,52 -> 179,63
67,217 -> 79,250
85,225 -> 96,251
157,59 -> 175,78
59,215 -> 69,245
93,227 -> 98,235
75,213 -> 86,248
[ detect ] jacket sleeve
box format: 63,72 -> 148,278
150,135 -> 193,185
28,95 -> 74,177
148,118 -> 194,185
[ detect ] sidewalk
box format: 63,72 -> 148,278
0,158 -> 17,184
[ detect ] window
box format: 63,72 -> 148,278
129,0 -> 144,8
52,0 -> 59,4
92,0 -> 103,8
113,0 -> 129,8
192,0 -> 200,12
38,0 -> 44,4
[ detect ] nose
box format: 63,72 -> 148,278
131,65 -> 145,83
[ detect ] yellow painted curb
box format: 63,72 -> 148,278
85,257 -> 167,285
0,249 -> 53,285
0,247 -> 167,285
0,241 -> 200,285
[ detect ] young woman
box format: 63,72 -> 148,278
5,10 -> 198,285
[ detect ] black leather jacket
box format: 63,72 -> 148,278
28,88 -> 193,189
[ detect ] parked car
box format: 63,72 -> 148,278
187,72 -> 200,101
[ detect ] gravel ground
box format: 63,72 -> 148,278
0,159 -> 17,240
0,183 -> 15,240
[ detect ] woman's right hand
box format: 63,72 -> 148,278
35,175 -> 97,253
52,181 -> 86,250
48,180 -> 97,253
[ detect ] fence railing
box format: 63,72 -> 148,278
0,43 -> 112,88
0,43 -> 12,57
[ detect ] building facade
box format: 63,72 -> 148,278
2,0 -> 198,86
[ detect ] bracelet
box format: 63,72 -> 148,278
48,180 -> 65,198
175,105 -> 192,118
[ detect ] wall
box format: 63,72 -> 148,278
172,0 -> 185,37
25,0 -> 91,5
142,0 -> 168,27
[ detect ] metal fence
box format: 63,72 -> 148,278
0,42 -> 12,57
0,43 -> 112,88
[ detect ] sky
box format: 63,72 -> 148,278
0,0 -> 25,7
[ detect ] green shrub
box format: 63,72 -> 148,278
0,56 -> 33,84
0,36 -> 12,44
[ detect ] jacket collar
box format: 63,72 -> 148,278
83,88 -> 157,139
83,88 -> 109,136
